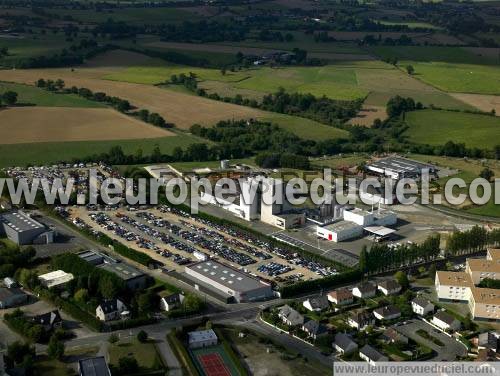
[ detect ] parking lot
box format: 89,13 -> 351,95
67,205 -> 336,285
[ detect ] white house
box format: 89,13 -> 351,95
359,345 -> 388,365
352,282 -> 377,299
278,305 -> 304,326
373,305 -> 401,321
303,296 -> 329,312
411,296 -> 434,316
347,310 -> 374,330
377,280 -> 401,296
333,333 -> 358,355
431,311 -> 461,332
96,299 -> 128,322
159,293 -> 184,312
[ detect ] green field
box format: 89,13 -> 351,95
109,340 -> 163,370
400,61 -> 500,94
372,46 -> 497,64
0,81 -> 103,107
405,109 -> 500,148
374,20 -> 443,30
0,133 -> 204,168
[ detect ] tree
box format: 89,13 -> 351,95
463,313 -> 474,331
182,293 -> 203,313
118,356 -> 139,374
108,333 -> 119,344
479,167 -> 494,182
137,291 -> 155,315
428,263 -> 437,279
220,67 -> 226,76
74,288 -> 89,303
394,271 -> 409,290
47,335 -> 65,360
406,65 -> 415,75
358,245 -> 368,274
137,330 -> 148,343
7,341 -> 34,365
2,91 -> 18,106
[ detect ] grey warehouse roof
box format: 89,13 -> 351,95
0,211 -> 44,232
367,157 -> 435,175
99,262 -> 144,281
186,260 -> 267,292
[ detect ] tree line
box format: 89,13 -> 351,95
446,226 -> 500,256
358,234 -> 441,274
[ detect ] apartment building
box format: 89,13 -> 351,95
435,248 -> 500,321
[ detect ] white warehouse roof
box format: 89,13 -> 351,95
38,270 -> 74,288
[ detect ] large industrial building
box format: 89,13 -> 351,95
366,156 -> 436,180
316,208 -> 397,243
0,211 -> 54,245
185,260 -> 274,303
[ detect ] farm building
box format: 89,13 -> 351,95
317,221 -> 363,242
366,156 -> 436,180
38,270 -> 74,289
185,260 -> 273,303
0,211 -> 54,245
188,329 -> 218,349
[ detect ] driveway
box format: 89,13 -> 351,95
394,319 -> 467,361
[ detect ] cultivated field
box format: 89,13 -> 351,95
449,93 -> 500,115
0,107 -> 174,144
348,105 -> 387,126
0,69 -> 265,129
405,109 -> 500,149
372,46 -> 497,64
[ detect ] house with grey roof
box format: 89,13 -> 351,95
352,282 -> 377,299
382,328 -> 408,345
359,344 -> 388,365
411,296 -> 434,316
78,356 -> 111,376
377,280 -> 401,296
301,319 -> 328,340
333,333 -> 358,355
373,305 -> 401,321
278,305 -> 304,326
303,295 -> 329,312
347,310 -> 374,330
432,311 -> 461,332
0,288 -> 28,309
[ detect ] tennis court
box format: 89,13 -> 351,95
190,344 -> 240,376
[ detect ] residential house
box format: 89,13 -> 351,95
352,282 -> 377,299
96,299 -> 128,322
411,296 -> 434,316
382,328 -> 408,345
373,305 -> 401,321
477,331 -> 500,353
347,310 -> 374,330
0,288 -> 28,309
303,296 -> 329,312
328,288 -> 353,306
301,320 -> 328,340
359,344 -> 388,365
159,292 -> 184,312
32,310 -> 62,332
377,280 -> 401,296
432,311 -> 461,332
333,333 -> 358,355
78,356 -> 111,376
277,305 -> 304,326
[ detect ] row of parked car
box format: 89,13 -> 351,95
158,205 -> 338,277
257,262 -> 293,277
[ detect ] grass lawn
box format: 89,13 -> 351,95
400,61 -> 500,94
0,133 -> 204,168
311,154 -> 368,169
404,110 -> 500,149
0,81 -> 104,108
109,340 -> 163,370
